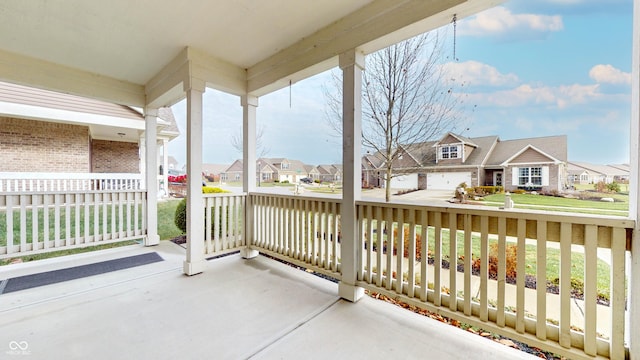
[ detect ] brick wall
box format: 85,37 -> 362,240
0,117 -> 90,172
91,139 -> 139,173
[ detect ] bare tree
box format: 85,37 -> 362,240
230,125 -> 271,158
324,32 -> 466,202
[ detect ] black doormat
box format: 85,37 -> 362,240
0,252 -> 163,295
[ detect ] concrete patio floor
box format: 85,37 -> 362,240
0,241 -> 537,359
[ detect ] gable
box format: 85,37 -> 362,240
439,134 -> 460,145
510,148 -> 554,164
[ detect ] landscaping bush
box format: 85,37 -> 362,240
472,242 -> 518,280
594,181 -> 607,193
473,186 -> 503,195
174,187 -> 232,234
606,181 -> 621,193
512,189 -> 526,194
393,225 -> 423,261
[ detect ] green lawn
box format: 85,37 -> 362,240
158,199 -> 183,240
481,192 -> 628,216
374,224 -> 611,299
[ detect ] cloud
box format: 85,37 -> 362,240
442,61 -> 519,87
589,64 -> 631,85
458,7 -> 563,39
468,83 -> 603,109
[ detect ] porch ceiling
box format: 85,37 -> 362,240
0,0 -> 502,107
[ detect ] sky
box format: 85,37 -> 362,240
169,0 -> 633,168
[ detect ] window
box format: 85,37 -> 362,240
518,167 -> 542,186
440,145 -> 459,159
281,163 -> 289,170
234,174 -> 240,181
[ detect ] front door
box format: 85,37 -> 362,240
494,172 -> 503,186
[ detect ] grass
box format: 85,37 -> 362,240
158,199 -> 183,240
374,224 -> 611,298
481,192 -> 628,216
0,240 -> 139,266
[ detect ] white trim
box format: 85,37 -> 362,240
0,101 -> 145,130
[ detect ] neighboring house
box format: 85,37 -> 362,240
568,162 -> 630,184
314,164 -> 343,183
0,81 -> 179,175
221,158 -> 322,184
202,163 -> 228,182
365,132 -> 568,192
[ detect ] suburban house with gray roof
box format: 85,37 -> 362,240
221,158 -> 314,184
364,132 -> 568,192
568,162 -> 630,185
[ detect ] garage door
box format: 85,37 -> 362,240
427,172 -> 471,190
389,173 -> 418,189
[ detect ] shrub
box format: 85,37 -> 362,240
512,189 -> 526,194
594,181 -> 607,193
472,242 -> 518,280
393,225 -> 423,261
202,186 -> 228,194
473,186 -> 503,195
174,187 -> 232,233
606,181 -> 621,193
281,180 -> 289,184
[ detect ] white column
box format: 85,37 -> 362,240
629,0 -> 640,357
183,79 -> 206,276
241,95 -> 259,259
144,107 -> 160,246
162,138 -> 169,196
338,49 -> 365,302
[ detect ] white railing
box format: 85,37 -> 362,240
355,201 -> 631,360
0,172 -> 143,192
0,190 -> 147,258
250,193 -> 342,280
203,193 -> 246,256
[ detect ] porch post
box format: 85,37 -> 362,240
629,0 -> 640,357
338,49 -> 365,302
162,138 -> 169,196
241,95 -> 259,259
144,107 -> 160,246
183,79 -> 206,276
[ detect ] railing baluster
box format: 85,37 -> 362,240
43,194 -> 50,249
396,208 -> 405,295
54,193 -> 61,247
559,222 -> 572,348
434,211 -> 442,307
6,195 -> 15,254
407,209 -> 417,299
65,193 -> 72,246
20,194 -> 27,251
516,218 -> 526,334
365,205 -> 373,283
480,215 -> 489,322
420,209 -> 428,302
610,228 -> 626,360
206,197 -> 213,254
449,211 -> 457,312
32,194 -> 40,251
385,207 -> 394,291
497,217 -> 506,327
84,193 -> 90,243
583,225 -> 597,356
536,220 -> 547,340
375,206 -> 383,287
75,193 -> 81,245
463,213 -> 472,316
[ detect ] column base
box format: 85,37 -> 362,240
241,247 -> 259,259
338,282 -> 364,302
144,234 -> 160,246
183,259 -> 206,276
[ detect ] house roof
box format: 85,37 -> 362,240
0,81 -> 179,143
569,162 -> 629,177
0,1 -> 498,107
485,135 -> 567,166
434,132 -> 478,148
202,164 -> 228,175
